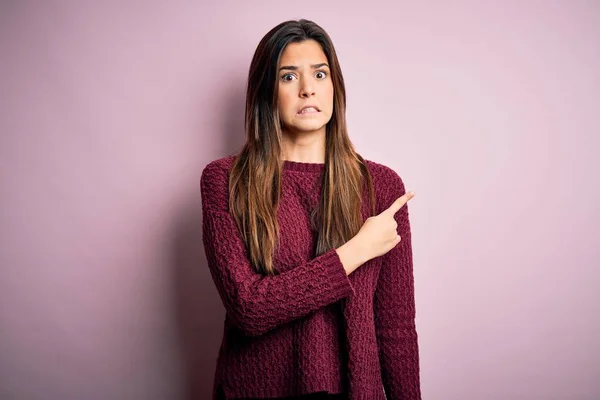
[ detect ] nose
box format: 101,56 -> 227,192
299,78 -> 315,98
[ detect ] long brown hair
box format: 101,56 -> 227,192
229,19 -> 376,275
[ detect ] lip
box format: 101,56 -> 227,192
297,105 -> 321,114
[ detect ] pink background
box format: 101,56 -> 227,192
1,2 -> 598,399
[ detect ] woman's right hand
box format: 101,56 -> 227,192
354,191 -> 415,261
335,191 -> 415,275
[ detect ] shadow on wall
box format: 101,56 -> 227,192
171,82 -> 245,399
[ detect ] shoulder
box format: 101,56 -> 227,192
364,159 -> 408,213
200,154 -> 236,184
200,154 -> 237,212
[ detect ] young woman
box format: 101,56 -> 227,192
200,19 -> 421,400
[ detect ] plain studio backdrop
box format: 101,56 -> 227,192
1,1 -> 598,399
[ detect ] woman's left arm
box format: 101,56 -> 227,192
374,170 -> 422,400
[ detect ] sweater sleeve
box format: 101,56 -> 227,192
200,161 -> 355,337
373,170 -> 421,399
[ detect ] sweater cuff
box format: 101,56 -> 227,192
321,248 -> 356,297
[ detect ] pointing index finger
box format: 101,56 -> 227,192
385,191 -> 415,215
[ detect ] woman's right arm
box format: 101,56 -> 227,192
201,162 -> 360,337
202,208 -> 357,337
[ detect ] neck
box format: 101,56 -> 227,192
280,129 -> 326,163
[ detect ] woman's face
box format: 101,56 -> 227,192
277,40 -> 334,137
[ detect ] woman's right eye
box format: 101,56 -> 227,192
281,74 -> 295,82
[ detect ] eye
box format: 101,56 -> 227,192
281,73 -> 296,82
315,70 -> 328,79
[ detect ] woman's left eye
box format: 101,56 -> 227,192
315,71 -> 327,79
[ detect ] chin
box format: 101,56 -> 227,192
293,124 -> 327,134
292,118 -> 329,130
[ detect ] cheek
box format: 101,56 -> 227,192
324,85 -> 334,110
277,88 -> 294,114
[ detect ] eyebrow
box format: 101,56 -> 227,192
279,63 -> 330,71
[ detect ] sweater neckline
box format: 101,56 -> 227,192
283,159 -> 325,173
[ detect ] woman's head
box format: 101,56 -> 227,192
245,19 -> 346,150
277,39 -> 333,138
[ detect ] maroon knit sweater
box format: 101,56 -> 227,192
200,155 -> 421,400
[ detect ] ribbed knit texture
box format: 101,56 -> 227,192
200,155 -> 421,400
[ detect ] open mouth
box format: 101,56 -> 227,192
297,107 -> 320,114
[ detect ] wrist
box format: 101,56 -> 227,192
336,236 -> 370,275
348,235 -> 371,265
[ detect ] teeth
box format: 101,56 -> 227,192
300,107 -> 317,113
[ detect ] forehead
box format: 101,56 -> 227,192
279,40 -> 328,65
